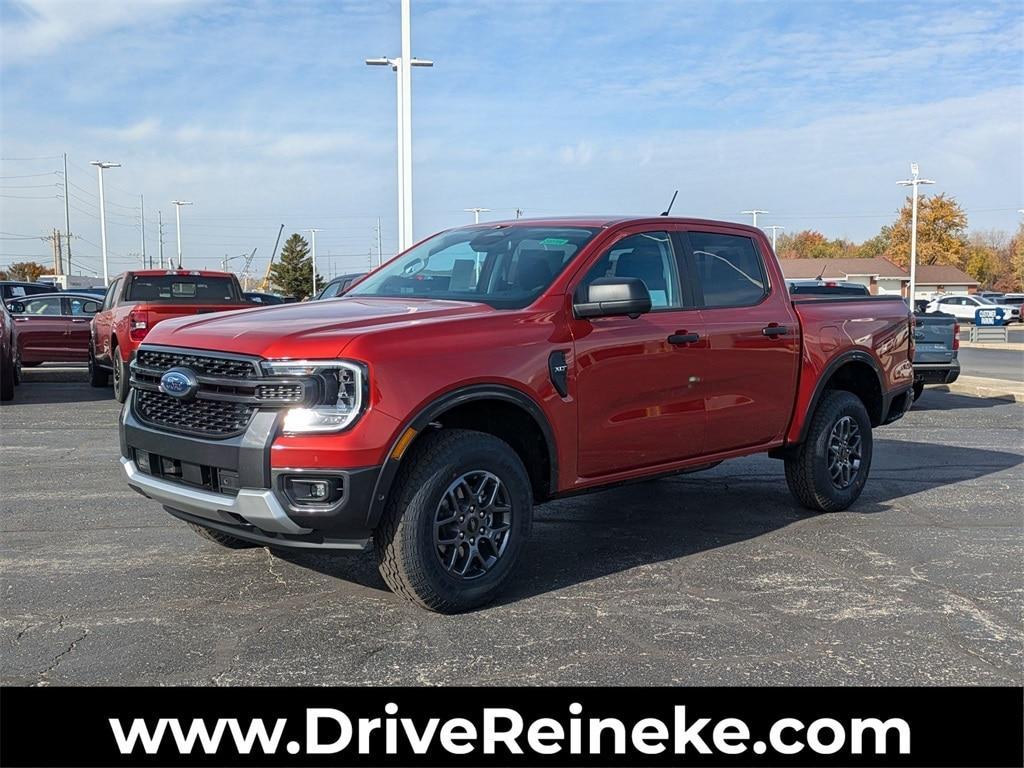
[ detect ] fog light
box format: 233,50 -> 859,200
135,450 -> 151,473
283,476 -> 343,506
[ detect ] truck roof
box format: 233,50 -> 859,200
120,269 -> 236,278
468,215 -> 766,236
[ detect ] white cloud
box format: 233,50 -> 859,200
99,117 -> 161,142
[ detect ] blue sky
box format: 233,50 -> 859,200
1,0 -> 1022,278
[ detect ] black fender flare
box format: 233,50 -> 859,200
796,350 -> 886,443
364,384 -> 559,528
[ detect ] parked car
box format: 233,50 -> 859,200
976,291 -> 1005,301
315,272 -> 367,300
1,281 -> 58,301
999,293 -> 1024,307
0,298 -> 20,401
787,279 -> 870,296
925,295 -> 1021,324
244,292 -> 287,305
69,287 -> 109,298
5,293 -> 102,367
90,269 -> 249,402
912,312 -> 960,400
120,216 -> 914,612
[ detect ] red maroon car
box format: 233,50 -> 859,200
5,292 -> 102,369
90,269 -> 248,402
120,217 -> 914,612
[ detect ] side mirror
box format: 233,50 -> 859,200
573,277 -> 652,320
8,301 -> 25,314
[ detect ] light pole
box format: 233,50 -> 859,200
307,228 -> 321,295
366,0 -> 433,253
741,209 -> 768,228
766,225 -> 784,251
897,163 -> 935,304
90,161 -> 121,285
464,207 -> 490,224
171,200 -> 193,269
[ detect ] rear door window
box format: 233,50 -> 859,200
686,231 -> 768,308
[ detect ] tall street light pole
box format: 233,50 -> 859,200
172,200 -> 193,269
62,153 -> 72,275
766,225 -> 784,251
741,209 -> 768,228
464,207 -> 490,224
308,228 -> 321,295
897,163 -> 935,304
90,161 -> 121,286
366,0 -> 433,253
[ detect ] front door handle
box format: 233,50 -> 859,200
762,325 -> 788,337
71,318 -> 89,323
668,332 -> 700,345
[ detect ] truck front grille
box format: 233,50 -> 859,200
135,348 -> 258,379
135,389 -> 255,437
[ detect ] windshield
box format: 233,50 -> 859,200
346,225 -> 601,309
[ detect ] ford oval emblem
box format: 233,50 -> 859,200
159,367 -> 199,400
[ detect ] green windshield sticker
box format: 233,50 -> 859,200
541,237 -> 569,246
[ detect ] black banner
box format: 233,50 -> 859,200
2,686 -> 1021,767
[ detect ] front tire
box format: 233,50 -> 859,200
785,390 -> 873,513
88,346 -> 109,387
0,350 -> 15,402
912,381 -> 925,401
112,349 -> 130,403
375,429 -> 533,613
186,521 -> 259,549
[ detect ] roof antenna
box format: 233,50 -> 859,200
815,263 -> 828,281
660,190 -> 678,216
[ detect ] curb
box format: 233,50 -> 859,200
934,375 -> 1024,403
958,341 -> 1024,351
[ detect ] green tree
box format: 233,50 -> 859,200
882,193 -> 968,269
775,230 -> 857,260
269,233 -> 323,300
1007,223 -> 1024,292
6,261 -> 47,282
855,227 -> 892,259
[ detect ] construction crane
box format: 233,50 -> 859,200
221,247 -> 259,289
260,224 -> 285,292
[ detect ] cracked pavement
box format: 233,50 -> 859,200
1,368 -> 1022,685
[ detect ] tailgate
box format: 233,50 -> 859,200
914,313 -> 957,365
144,303 -> 242,327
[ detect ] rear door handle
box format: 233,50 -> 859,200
668,332 -> 700,345
71,318 -> 89,323
762,325 -> 788,337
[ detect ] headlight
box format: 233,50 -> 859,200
262,360 -> 366,433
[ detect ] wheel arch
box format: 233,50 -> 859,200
365,384 -> 558,529
797,351 -> 885,443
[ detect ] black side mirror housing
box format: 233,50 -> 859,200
8,301 -> 25,314
573,277 -> 652,320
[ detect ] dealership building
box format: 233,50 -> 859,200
778,258 -> 979,299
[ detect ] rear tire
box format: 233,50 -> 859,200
912,381 -> 925,401
0,350 -> 15,402
785,390 -> 873,513
186,521 -> 259,549
88,346 -> 109,387
375,429 -> 533,613
112,348 -> 130,403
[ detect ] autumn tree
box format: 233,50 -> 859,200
5,261 -> 47,282
775,230 -> 858,260
269,233 -> 324,300
1008,223 -> 1024,291
882,193 -> 968,269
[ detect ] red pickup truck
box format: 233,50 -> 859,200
120,217 -> 914,612
90,269 -> 248,402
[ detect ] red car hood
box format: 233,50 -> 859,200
142,297 -> 493,360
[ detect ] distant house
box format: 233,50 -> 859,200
778,258 -> 978,299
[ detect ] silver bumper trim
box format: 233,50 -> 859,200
121,456 -> 311,535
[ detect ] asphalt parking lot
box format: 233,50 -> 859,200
2,367 -> 1022,686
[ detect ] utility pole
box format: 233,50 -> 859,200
62,153 -> 72,275
897,163 -> 935,304
172,200 -> 193,268
741,209 -> 768,228
366,0 -> 433,252
308,228 -> 321,294
766,225 -> 784,251
139,194 -> 147,268
464,207 -> 490,224
90,160 -> 121,286
157,210 -> 165,268
376,217 -> 383,266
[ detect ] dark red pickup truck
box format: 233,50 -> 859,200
120,217 -> 914,612
90,269 -> 248,402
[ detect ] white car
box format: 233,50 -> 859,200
926,294 -> 1021,324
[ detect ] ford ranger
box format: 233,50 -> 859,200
90,269 -> 249,402
120,217 -> 914,612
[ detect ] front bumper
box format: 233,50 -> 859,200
120,394 -> 380,550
